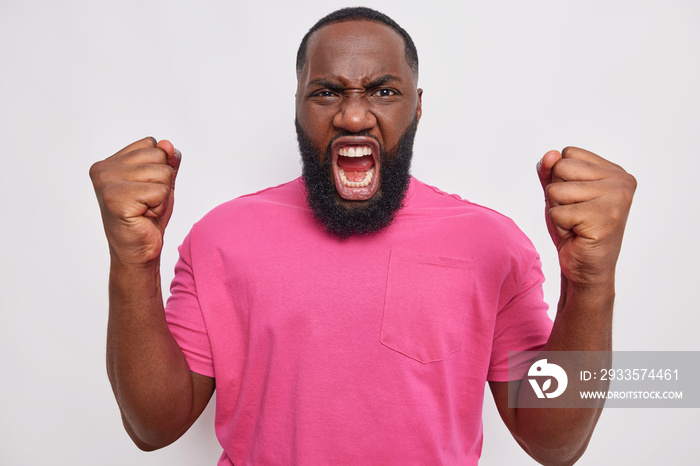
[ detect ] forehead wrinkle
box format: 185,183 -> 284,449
306,51 -> 404,76
302,21 -> 413,84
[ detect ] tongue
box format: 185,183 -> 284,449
337,154 -> 374,171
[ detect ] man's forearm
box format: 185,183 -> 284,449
512,274 -> 614,464
106,260 -> 195,450
545,274 -> 614,352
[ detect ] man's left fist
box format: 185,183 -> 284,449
537,146 -> 637,287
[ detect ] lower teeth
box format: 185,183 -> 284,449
339,167 -> 375,188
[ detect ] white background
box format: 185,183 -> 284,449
1,0 -> 698,464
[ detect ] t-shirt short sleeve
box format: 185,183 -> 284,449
487,255 -> 553,382
164,232 -> 216,378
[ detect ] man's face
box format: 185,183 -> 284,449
295,20 -> 423,236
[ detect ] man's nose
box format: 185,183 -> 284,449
333,96 -> 377,133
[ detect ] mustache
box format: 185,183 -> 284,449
294,118 -> 384,157
326,131 -> 380,149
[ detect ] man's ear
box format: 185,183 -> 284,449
416,88 -> 423,122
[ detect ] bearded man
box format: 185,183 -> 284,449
90,7 -> 636,465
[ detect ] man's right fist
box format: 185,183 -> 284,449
89,137 -> 181,266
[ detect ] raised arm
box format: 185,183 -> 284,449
490,147 -> 637,464
90,137 -> 214,450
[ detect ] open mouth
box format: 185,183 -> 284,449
331,136 -> 381,201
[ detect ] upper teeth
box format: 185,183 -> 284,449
339,146 -> 372,157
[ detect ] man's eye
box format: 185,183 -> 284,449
313,90 -> 336,98
373,89 -> 397,97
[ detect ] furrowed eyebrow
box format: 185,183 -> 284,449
366,74 -> 399,88
308,75 -> 401,92
308,79 -> 345,93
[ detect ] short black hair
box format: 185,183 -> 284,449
296,7 -> 419,80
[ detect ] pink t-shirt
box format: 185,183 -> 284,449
165,177 -> 552,465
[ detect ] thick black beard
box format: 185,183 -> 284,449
296,116 -> 417,239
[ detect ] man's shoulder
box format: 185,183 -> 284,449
212,178 -> 304,211
408,178 -> 540,264
410,178 -> 520,227
192,178 -> 308,231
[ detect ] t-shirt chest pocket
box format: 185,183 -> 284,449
380,250 -> 474,363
